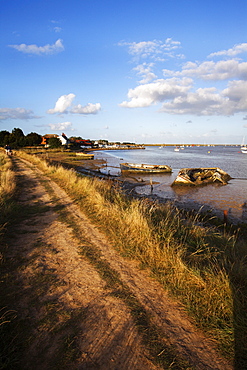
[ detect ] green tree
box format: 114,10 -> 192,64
48,137 -> 62,148
9,128 -> 25,148
25,132 -> 42,146
69,136 -> 83,141
12,127 -> 24,136
0,130 -> 10,146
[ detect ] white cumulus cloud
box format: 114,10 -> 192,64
222,80 -> 247,113
119,38 -> 183,62
163,59 -> 247,80
49,121 -> 72,130
160,87 -> 226,115
47,94 -> 76,114
119,78 -> 192,108
120,41 -> 247,117
71,103 -> 101,114
208,43 -> 247,58
47,94 -> 101,115
134,63 -> 157,84
8,39 -> 64,55
160,80 -> 247,116
0,107 -> 40,120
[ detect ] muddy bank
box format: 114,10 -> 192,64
43,153 -> 150,198
44,154 -> 246,225
75,161 -> 243,225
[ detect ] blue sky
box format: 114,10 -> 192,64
1,0 -> 247,144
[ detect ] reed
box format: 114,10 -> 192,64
16,150 -> 246,359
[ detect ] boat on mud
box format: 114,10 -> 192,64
120,162 -> 172,173
172,167 -> 231,186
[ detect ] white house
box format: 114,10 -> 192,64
58,133 -> 70,146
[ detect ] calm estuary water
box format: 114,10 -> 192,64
94,146 -> 247,223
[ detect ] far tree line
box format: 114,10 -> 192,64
0,128 -> 42,148
0,128 -> 139,150
0,128 -> 90,149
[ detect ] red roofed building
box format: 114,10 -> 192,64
41,134 -> 58,146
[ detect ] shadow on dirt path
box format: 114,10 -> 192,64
1,157 -> 233,369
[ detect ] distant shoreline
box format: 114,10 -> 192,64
144,143 -> 241,147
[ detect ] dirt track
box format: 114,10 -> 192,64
3,157 -> 233,369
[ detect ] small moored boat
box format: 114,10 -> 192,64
172,167 -> 231,186
241,137 -> 247,154
120,163 -> 172,173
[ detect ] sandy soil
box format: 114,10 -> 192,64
4,156 -> 233,369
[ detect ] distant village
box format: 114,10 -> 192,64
41,133 -> 145,150
0,128 -> 144,150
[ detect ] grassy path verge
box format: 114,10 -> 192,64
1,151 -> 245,368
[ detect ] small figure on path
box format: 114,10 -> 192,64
5,144 -> 12,155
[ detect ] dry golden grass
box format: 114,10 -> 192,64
16,150 -> 239,357
0,152 -> 15,199
0,151 -> 16,288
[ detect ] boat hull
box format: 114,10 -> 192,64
120,163 -> 172,173
172,168 -> 231,186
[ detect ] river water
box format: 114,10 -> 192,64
94,146 -> 247,223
